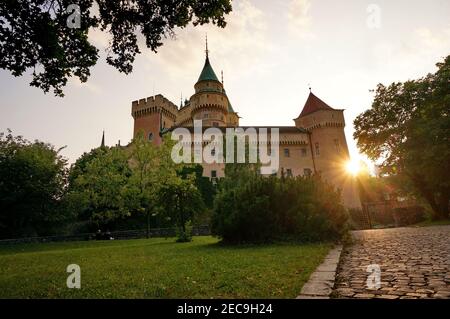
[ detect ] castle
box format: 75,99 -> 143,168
131,45 -> 361,208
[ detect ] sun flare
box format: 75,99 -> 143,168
345,160 -> 361,176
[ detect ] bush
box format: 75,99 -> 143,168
393,206 -> 426,226
211,170 -> 348,244
176,221 -> 193,243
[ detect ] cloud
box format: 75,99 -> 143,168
141,0 -> 273,79
413,27 -> 450,54
287,0 -> 313,39
364,25 -> 450,79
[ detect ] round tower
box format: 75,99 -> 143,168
189,40 -> 234,127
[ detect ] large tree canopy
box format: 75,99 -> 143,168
0,130 -> 69,238
354,55 -> 450,219
0,0 -> 232,96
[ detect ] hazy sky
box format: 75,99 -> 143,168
1,0 -> 449,165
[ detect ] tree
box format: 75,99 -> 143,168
177,164 -> 215,208
68,146 -> 108,186
127,131 -> 163,238
0,130 -> 69,238
0,0 -> 232,96
68,146 -> 132,228
158,174 -> 204,242
128,132 -> 204,242
354,55 -> 450,219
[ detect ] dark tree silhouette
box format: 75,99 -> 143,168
0,0 -> 232,96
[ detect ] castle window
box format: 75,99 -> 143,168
211,148 -> 216,156
148,132 -> 153,141
304,168 -> 312,177
211,170 -> 217,178
301,148 -> 307,157
284,148 -> 290,157
204,113 -> 209,119
334,139 -> 341,153
286,169 -> 293,177
315,143 -> 320,156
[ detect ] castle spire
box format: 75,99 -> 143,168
205,33 -> 209,58
197,37 -> 219,83
100,130 -> 105,148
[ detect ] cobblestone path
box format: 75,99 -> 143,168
333,226 -> 450,299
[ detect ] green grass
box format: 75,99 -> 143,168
0,236 -> 331,299
412,218 -> 450,227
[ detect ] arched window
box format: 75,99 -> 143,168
148,132 -> 153,141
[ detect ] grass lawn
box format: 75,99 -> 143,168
0,236 -> 331,299
412,218 -> 450,227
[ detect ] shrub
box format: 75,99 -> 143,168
393,206 -> 426,226
176,221 -> 193,243
211,169 -> 348,244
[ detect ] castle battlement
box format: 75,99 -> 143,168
131,94 -> 179,118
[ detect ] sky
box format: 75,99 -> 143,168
1,0 -> 449,166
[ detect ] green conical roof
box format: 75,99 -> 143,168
197,57 -> 219,83
222,89 -> 235,113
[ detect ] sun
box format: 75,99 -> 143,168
345,160 -> 361,176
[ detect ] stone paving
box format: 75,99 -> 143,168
297,246 -> 342,299
333,225 -> 450,299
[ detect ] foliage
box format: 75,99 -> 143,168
126,132 -> 161,235
0,0 -> 232,96
212,165 -> 348,244
67,146 -> 132,228
127,132 -> 205,241
177,164 -> 216,209
354,55 -> 450,219
0,130 -> 69,238
68,146 -> 108,186
159,174 -> 204,242
66,132 -> 205,241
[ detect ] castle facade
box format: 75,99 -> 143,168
131,49 -> 361,208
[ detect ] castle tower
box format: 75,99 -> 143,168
188,40 -> 238,127
131,94 -> 178,144
294,92 -> 361,208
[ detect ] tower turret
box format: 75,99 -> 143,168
189,39 -> 234,127
295,91 -> 360,208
